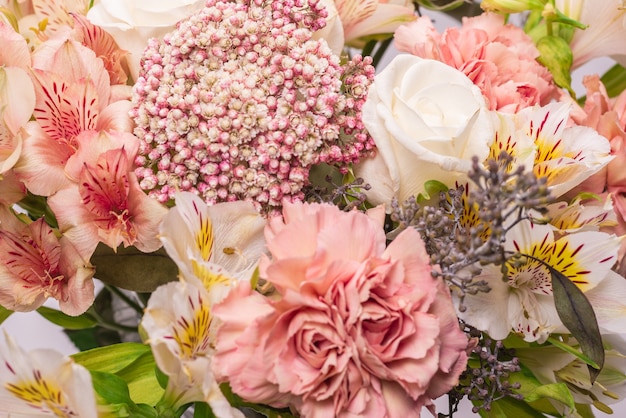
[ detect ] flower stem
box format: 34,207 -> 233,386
105,284 -> 145,314
88,307 -> 139,334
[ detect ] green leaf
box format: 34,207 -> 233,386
90,243 -> 178,292
193,402 -> 217,418
547,336 -> 600,369
416,0 -> 475,13
477,396 -> 546,418
536,35 -> 574,97
91,370 -> 135,405
36,306 -> 98,330
510,364 -> 576,414
16,192 -> 58,228
71,342 -> 151,373
0,305 -> 13,324
116,352 -> 164,405
549,266 -> 605,383
600,63 -> 626,98
416,180 -> 448,204
90,371 -> 158,418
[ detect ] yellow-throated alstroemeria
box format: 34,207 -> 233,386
497,102 -> 613,198
159,191 -> 266,292
456,217 -> 626,343
0,332 -> 98,417
141,277 -> 244,417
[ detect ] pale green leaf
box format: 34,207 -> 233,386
71,342 -> 151,374
536,35 -> 574,97
116,352 -> 164,405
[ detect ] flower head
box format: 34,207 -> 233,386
394,13 -> 559,112
0,217 -> 95,315
212,201 -> 469,417
131,0 -> 375,215
0,332 -> 98,417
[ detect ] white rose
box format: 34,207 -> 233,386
86,0 -> 207,81
355,55 -> 495,206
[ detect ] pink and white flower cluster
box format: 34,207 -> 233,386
131,0 -> 376,215
212,202 -> 470,417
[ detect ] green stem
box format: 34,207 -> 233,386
371,37 -> 393,68
105,284 -> 145,314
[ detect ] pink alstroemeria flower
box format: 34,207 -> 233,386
48,130 -> 167,259
14,33 -> 132,197
0,218 -> 95,315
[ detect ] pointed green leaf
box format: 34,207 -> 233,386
90,244 -> 178,292
90,370 -> 135,405
116,352 -> 164,405
536,35 -> 574,97
71,342 -> 151,373
549,266 -> 605,383
36,306 -> 97,330
547,336 -> 599,369
0,305 -> 13,324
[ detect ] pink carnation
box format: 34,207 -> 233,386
394,13 -> 558,112
212,202 -> 469,417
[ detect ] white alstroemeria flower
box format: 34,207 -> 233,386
0,332 -> 98,417
159,191 -> 266,291
532,196 -> 618,232
514,102 -> 613,198
141,278 -> 244,418
555,0 -> 626,68
457,219 -> 623,343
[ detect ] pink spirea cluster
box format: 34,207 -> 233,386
394,13 -> 558,113
212,202 -> 470,417
131,0 -> 375,214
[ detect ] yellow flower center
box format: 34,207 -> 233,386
195,213 -> 214,261
6,370 -> 75,417
172,294 -> 213,359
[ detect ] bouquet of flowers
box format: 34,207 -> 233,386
1,0 -> 626,416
